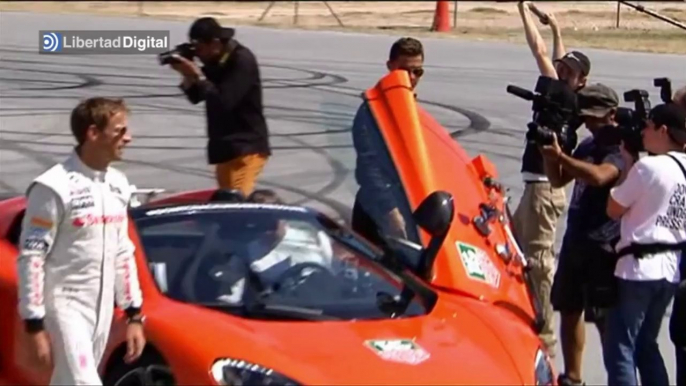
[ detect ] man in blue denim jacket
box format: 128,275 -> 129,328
350,37 -> 424,246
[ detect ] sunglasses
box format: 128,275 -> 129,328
401,67 -> 424,77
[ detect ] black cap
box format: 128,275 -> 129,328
554,51 -> 591,77
189,17 -> 235,43
649,103 -> 686,145
578,83 -> 619,118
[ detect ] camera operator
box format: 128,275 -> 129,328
542,84 -> 631,386
166,17 -> 271,197
514,0 -> 590,361
604,103 -> 686,386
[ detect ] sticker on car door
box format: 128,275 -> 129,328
456,241 -> 501,288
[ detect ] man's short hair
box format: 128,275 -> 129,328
554,51 -> 591,77
389,37 -> 424,61
649,103 -> 686,145
189,17 -> 235,43
70,97 -> 128,145
578,83 -> 618,118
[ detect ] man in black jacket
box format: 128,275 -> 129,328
169,17 -> 271,196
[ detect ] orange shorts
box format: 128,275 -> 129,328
214,153 -> 269,197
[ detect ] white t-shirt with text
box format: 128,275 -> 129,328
610,152 -> 685,283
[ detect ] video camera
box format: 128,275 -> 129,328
615,77 -> 674,154
158,42 -> 195,66
507,76 -> 578,147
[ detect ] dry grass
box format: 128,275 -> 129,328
1,1 -> 685,54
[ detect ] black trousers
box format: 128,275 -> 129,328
670,279 -> 686,386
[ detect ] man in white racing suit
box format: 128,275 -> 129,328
16,97 -> 146,385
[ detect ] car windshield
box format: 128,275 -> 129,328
132,203 -> 433,321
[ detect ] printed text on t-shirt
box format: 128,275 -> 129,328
655,183 -> 686,231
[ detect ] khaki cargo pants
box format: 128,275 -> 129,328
215,153 -> 269,197
513,181 -> 566,355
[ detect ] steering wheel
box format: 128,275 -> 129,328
181,224 -> 221,302
272,262 -> 336,295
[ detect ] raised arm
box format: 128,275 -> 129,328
549,14 -> 566,61
518,1 -> 558,79
528,3 -> 566,60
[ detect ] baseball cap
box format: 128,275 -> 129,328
649,103 -> 686,144
554,51 -> 591,77
189,17 -> 235,43
577,83 -> 619,118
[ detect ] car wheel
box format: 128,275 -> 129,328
104,351 -> 175,386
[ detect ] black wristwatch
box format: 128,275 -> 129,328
124,306 -> 145,324
127,314 -> 146,325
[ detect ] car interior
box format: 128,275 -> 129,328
6,210 -> 25,248
138,216 -> 290,303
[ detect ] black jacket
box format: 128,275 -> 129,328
181,42 -> 271,165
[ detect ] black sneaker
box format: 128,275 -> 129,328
557,373 -> 586,385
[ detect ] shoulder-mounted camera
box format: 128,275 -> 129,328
506,76 -> 578,148
615,77 -> 673,154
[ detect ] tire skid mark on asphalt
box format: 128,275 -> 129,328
298,82 -> 492,137
0,52 -> 493,223
0,54 -> 345,85
0,54 -> 349,98
123,156 -> 353,223
125,65 -> 353,218
0,59 -> 354,218
0,139 -> 59,194
0,138 -> 356,151
0,127 -> 353,139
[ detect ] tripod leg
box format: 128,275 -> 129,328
294,0 -> 299,25
322,1 -> 345,27
258,1 -> 276,22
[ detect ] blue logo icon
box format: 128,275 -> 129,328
42,32 -> 62,52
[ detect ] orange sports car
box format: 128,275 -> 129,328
0,70 -> 555,385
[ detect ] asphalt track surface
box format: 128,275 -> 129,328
1,11 -> 685,385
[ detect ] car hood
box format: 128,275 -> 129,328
170,296 -> 525,385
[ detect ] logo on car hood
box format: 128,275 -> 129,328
364,339 -> 430,365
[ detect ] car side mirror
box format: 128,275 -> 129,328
412,191 -> 455,280
413,191 -> 455,238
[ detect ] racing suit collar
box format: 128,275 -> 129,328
68,149 -> 107,182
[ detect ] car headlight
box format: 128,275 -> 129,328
211,358 -> 300,385
534,348 -> 554,386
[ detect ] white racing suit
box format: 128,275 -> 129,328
16,151 -> 143,385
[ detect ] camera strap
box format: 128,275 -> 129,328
666,152 -> 686,181
616,152 -> 686,259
